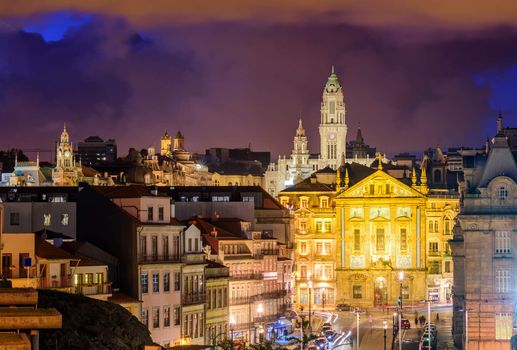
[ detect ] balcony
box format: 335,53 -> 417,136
76,282 -> 112,296
182,293 -> 206,306
139,254 -> 182,264
261,290 -> 288,300
39,278 -> 73,292
428,251 -> 440,257
230,273 -> 263,281
230,297 -> 252,306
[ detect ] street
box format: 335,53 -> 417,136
313,304 -> 454,350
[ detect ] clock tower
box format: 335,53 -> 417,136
319,66 -> 347,169
56,123 -> 75,171
53,123 -> 82,185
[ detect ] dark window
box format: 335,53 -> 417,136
433,169 -> 442,183
10,212 -> 20,226
353,285 -> 362,299
164,272 -> 170,292
158,207 -> 164,221
174,272 -> 181,291
147,207 -> 153,221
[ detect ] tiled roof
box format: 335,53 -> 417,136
94,185 -> 168,198
35,229 -> 74,240
340,162 -> 377,187
281,177 -> 335,193
35,238 -> 74,260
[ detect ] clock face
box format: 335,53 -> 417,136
64,151 -> 70,157
329,133 -> 336,140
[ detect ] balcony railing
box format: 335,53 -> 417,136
139,254 -> 182,264
76,282 -> 112,296
261,290 -> 287,299
230,273 -> 263,281
39,278 -> 73,290
182,293 -> 206,305
230,297 -> 251,306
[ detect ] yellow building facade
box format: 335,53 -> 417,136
281,162 -> 458,310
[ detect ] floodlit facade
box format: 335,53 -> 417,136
452,131 -> 517,349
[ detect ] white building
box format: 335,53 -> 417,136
264,68 -> 375,197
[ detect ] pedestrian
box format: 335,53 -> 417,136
436,313 -> 440,322
419,315 -> 426,326
415,314 -> 419,328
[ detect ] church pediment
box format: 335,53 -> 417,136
338,170 -> 424,199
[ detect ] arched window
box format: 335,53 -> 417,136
444,217 -> 451,235
498,186 -> 509,200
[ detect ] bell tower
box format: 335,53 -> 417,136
56,123 -> 74,171
319,66 -> 347,169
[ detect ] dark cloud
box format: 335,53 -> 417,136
1,16 -> 517,159
0,17 -> 198,155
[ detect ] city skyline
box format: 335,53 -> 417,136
1,4 -> 517,158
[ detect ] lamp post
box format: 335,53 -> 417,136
420,299 -> 432,350
459,307 -> 473,350
322,288 -> 326,312
398,271 -> 404,313
257,302 -> 264,343
352,309 -> 365,350
383,320 -> 387,350
308,279 -> 313,334
229,315 -> 236,345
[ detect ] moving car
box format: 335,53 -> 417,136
313,337 -> 329,349
323,330 -> 336,341
320,325 -> 333,333
401,318 -> 411,329
336,303 -> 351,311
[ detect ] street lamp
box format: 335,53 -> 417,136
383,320 -> 387,350
459,307 -> 473,350
308,279 -> 313,334
420,299 -> 433,350
352,309 -> 365,350
398,271 -> 404,312
229,315 -> 236,344
322,288 -> 326,312
257,303 -> 264,343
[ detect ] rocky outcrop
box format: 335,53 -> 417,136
38,289 -> 155,350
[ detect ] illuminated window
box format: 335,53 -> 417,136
496,313 -> 512,340
320,197 -> 329,208
141,273 -> 148,293
444,261 -> 451,273
496,231 -> 511,254
316,242 -> 322,254
444,218 -> 451,234
300,265 -> 307,278
354,229 -> 361,251
153,272 -> 159,293
300,241 -> 307,255
429,242 -> 439,253
496,270 -> 510,293
428,221 -> 434,233
376,228 -> 385,251
43,213 -> 51,227
316,220 -> 331,233
299,220 -> 307,232
369,184 -> 375,195
300,197 -> 309,209
498,186 -> 509,200
163,306 -> 170,327
60,213 -> 69,226
400,228 -> 407,251
152,307 -> 160,328
280,197 -> 289,207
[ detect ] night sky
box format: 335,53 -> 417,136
2,2 -> 517,160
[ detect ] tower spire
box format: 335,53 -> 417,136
411,167 -> 417,186
497,112 -> 503,133
344,167 -> 350,189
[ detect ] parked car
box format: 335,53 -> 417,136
401,318 -> 411,329
313,337 -> 329,349
336,303 -> 351,311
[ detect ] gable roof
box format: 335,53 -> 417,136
36,238 -> 74,260
281,176 -> 335,193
